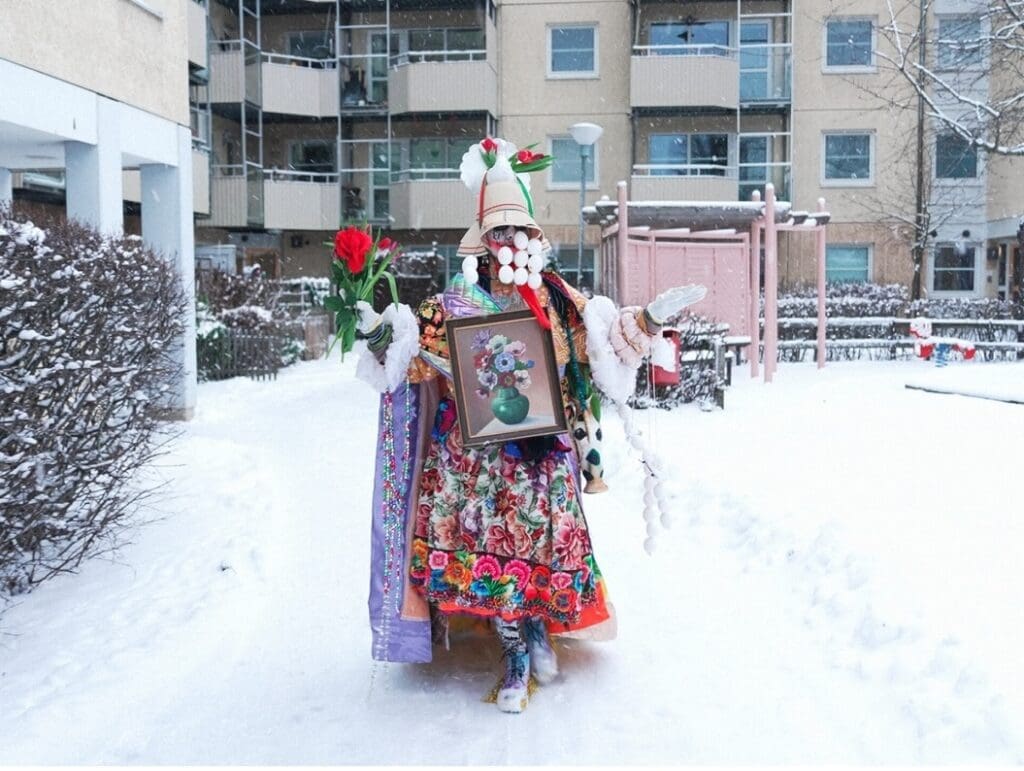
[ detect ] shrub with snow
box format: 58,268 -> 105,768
195,270 -> 294,381
0,210 -> 187,598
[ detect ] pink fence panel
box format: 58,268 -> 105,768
620,238 -> 750,336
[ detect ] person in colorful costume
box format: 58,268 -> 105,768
356,137 -> 705,713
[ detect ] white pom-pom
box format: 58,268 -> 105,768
513,267 -> 528,285
643,537 -> 656,555
645,518 -> 658,537
514,250 -> 528,268
660,511 -> 674,529
464,267 -> 479,285
513,230 -> 529,250
497,246 -> 514,265
498,264 -> 515,284
629,434 -> 645,450
527,238 -> 542,255
527,254 -> 544,272
527,272 -> 543,289
643,490 -> 656,509
462,255 -> 477,274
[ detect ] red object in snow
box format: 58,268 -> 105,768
651,329 -> 681,386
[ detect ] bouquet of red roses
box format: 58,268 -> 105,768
324,225 -> 400,357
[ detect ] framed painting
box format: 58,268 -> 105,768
446,310 -> 567,448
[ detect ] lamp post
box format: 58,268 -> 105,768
569,121 -> 603,288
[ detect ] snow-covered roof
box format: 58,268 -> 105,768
583,199 -> 799,230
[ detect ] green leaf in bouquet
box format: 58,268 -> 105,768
322,295 -> 347,313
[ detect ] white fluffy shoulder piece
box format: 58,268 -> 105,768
356,302 -> 420,394
583,295 -> 641,404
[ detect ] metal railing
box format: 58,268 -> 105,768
262,51 -> 337,70
389,167 -> 462,182
390,49 -> 487,66
211,164 -> 246,178
632,44 -> 736,58
263,168 -> 339,184
197,331 -> 287,382
632,163 -> 738,178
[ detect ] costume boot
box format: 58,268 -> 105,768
523,616 -> 559,685
494,618 -> 529,713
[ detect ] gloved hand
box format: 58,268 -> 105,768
355,300 -> 383,337
645,284 -> 708,325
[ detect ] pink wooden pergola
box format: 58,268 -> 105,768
586,181 -> 830,381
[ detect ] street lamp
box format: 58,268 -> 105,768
569,121 -> 603,288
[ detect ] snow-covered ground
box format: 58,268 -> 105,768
1,354 -> 1022,764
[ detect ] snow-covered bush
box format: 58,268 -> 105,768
195,270 -> 293,381
778,282 -> 1023,320
370,249 -> 441,310
773,283 -> 1024,362
631,314 -> 726,409
0,210 -> 187,597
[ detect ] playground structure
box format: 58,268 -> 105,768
585,182 -> 830,382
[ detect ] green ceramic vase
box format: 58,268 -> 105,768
491,386 -> 530,425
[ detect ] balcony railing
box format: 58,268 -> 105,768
632,44 -> 736,58
389,167 -> 461,182
262,51 -> 336,70
631,165 -> 739,202
630,49 -> 739,109
633,164 -> 738,178
390,49 -> 486,66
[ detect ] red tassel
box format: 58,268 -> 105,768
517,285 -> 552,330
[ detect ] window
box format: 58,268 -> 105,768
549,26 -> 597,76
935,134 -> 978,178
826,245 -> 871,283
288,140 -> 335,174
740,22 -> 769,99
550,136 -> 597,187
739,135 -> 768,201
938,17 -> 983,69
823,133 -> 873,184
650,20 -> 729,55
287,30 -> 333,59
550,245 -> 596,292
933,244 -> 976,292
824,18 -> 874,69
649,134 -> 728,176
405,137 -> 473,180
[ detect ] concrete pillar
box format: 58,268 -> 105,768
141,126 -> 197,420
66,97 -> 122,233
0,168 -> 12,209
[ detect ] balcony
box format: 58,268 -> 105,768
209,166 -> 247,227
193,149 -> 210,215
187,0 -> 208,68
209,45 -> 244,104
388,173 -> 472,231
631,165 -> 739,202
263,171 -> 340,231
388,52 -> 497,116
261,53 -> 338,117
631,46 -> 739,111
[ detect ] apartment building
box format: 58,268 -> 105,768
190,0 -> 1023,299
0,0 -> 208,417
5,1 -> 1016,302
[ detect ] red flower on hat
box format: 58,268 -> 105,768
516,149 -> 545,164
377,236 -> 399,257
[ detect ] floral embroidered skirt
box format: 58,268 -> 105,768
409,416 -> 608,628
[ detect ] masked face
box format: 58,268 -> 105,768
482,226 -> 519,255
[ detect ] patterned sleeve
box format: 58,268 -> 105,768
406,295 -> 448,384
